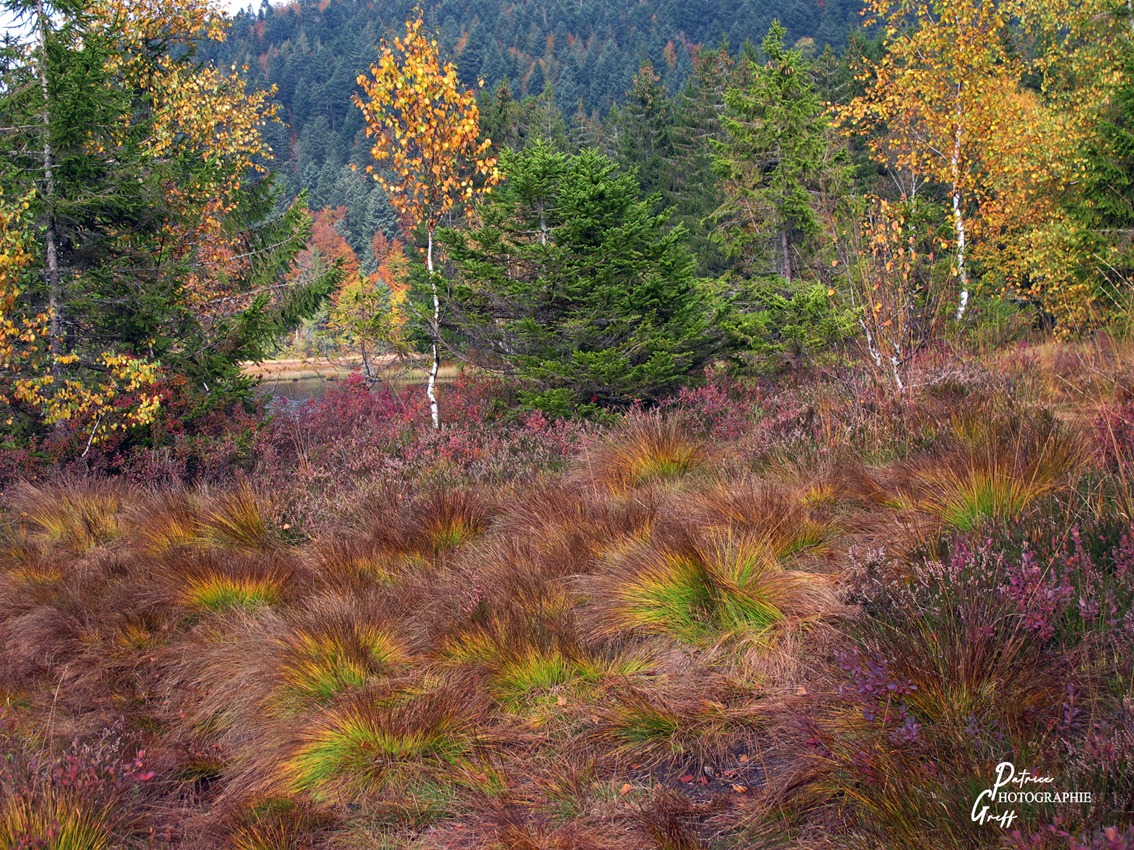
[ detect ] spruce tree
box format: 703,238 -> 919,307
442,139 -> 720,415
710,20 -> 833,283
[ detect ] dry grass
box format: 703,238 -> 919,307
581,413 -> 710,493
587,531 -> 836,645
897,412 -> 1083,533
12,479 -> 127,553
0,342 -> 1130,847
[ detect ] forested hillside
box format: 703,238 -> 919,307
203,0 -> 862,268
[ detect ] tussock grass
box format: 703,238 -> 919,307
901,414 -> 1082,532
589,532 -> 834,644
228,800 -> 326,850
277,624 -> 408,705
0,791 -> 114,850
126,489 -> 200,554
442,618 -> 649,717
582,413 -> 709,492
199,484 -> 277,552
310,537 -> 402,585
183,572 -> 283,612
692,481 -> 840,561
585,679 -> 763,769
411,487 -> 496,554
13,480 -> 126,553
149,549 -> 294,616
173,592 -> 416,746
279,686 -> 485,807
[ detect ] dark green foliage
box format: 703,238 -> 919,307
701,23 -> 854,369
200,0 -> 866,269
710,21 -> 843,284
614,62 -> 679,203
442,140 -> 720,415
663,43 -> 752,275
1076,20 -> 1134,308
705,275 -> 855,371
0,0 -> 337,446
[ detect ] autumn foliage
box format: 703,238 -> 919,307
353,11 -> 501,426
839,0 -> 1122,327
352,14 -> 500,234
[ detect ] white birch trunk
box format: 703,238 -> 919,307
426,227 -> 441,429
951,87 -> 970,322
37,0 -> 62,373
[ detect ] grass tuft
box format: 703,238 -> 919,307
14,480 -> 125,553
183,572 -> 283,612
590,532 -> 831,644
892,412 -> 1083,532
229,799 -> 325,850
588,681 -> 762,769
412,487 -> 495,554
584,412 -> 708,492
278,625 -> 408,705
126,490 -> 200,554
0,792 -> 114,850
280,686 -> 482,807
199,484 -> 276,551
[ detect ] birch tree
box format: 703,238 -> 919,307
353,12 -> 500,428
840,0 -> 1117,326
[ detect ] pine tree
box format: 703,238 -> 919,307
0,0 -> 334,441
615,62 -> 678,200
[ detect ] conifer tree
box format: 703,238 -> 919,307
710,21 -> 834,284
0,0 -> 332,442
442,139 -> 719,415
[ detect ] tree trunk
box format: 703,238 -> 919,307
36,0 -> 62,374
360,337 -> 374,383
780,227 -> 792,284
426,227 -> 440,429
951,87 -> 970,322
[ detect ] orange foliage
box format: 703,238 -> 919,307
86,0 -> 279,326
371,231 -> 409,300
311,208 -> 361,282
839,0 -> 1119,327
352,13 -> 500,239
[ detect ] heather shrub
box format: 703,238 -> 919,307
810,530 -> 1134,846
0,712 -> 155,850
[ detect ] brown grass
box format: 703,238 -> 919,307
580,413 -> 710,493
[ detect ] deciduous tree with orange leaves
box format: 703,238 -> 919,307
839,0 -> 1121,327
353,11 -> 500,428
